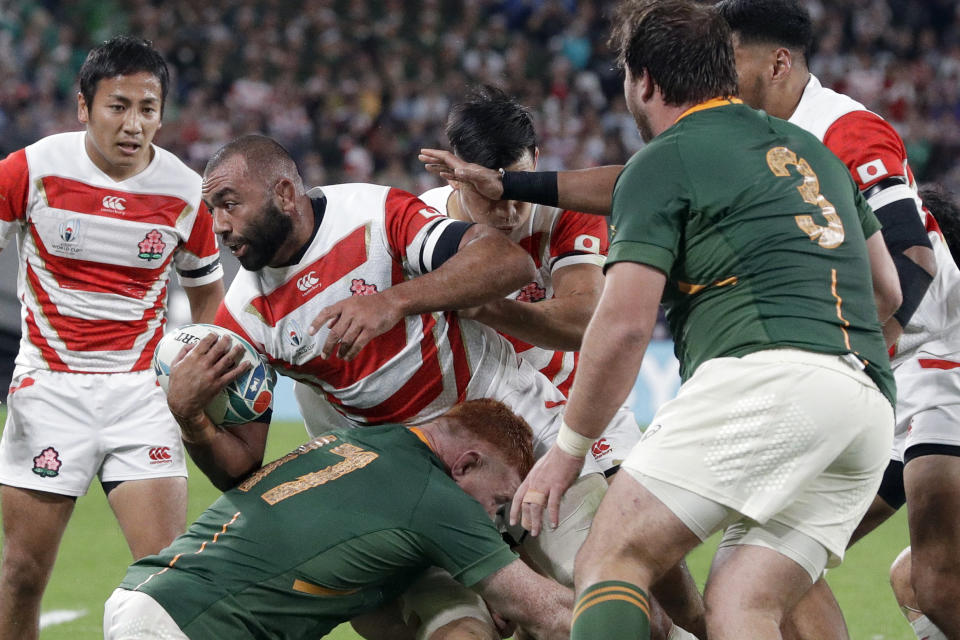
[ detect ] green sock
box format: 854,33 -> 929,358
571,580 -> 651,639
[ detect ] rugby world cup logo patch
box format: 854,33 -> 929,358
59,219 -> 81,243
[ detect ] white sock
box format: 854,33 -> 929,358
911,614 -> 948,640
667,624 -> 700,640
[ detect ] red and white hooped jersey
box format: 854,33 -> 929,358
789,75 -> 960,369
217,184 -> 528,428
0,132 -> 222,373
420,185 -> 608,396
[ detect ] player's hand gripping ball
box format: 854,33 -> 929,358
153,324 -> 277,426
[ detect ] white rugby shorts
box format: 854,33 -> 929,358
0,367 -> 187,496
890,354 -> 960,461
622,348 -> 893,566
104,588 -> 187,640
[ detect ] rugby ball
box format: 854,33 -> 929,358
153,323 -> 277,426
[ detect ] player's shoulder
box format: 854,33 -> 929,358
24,131 -> 85,168
419,185 -> 453,214
144,144 -> 203,191
789,74 -> 874,141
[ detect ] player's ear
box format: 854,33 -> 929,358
532,147 -> 540,171
450,450 -> 482,480
771,47 -> 793,81
77,92 -> 89,124
274,177 -> 298,211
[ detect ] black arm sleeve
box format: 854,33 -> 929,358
421,219 -> 474,272
874,196 -> 934,327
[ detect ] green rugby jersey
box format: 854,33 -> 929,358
119,426 -> 516,639
609,99 -> 894,404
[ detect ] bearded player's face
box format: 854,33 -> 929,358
203,156 -> 293,271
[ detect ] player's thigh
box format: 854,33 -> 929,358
0,485 -> 75,577
106,477 -> 187,559
103,588 -> 188,640
0,368 -> 104,497
705,541 -> 814,625
575,469 -> 702,591
904,452 -> 960,565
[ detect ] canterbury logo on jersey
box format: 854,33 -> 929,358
148,446 -> 173,463
297,271 -> 320,292
102,196 -> 127,211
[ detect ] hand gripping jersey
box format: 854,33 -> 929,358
789,75 -> 960,368
0,132 -> 222,373
420,185 -> 608,396
217,185 -> 548,432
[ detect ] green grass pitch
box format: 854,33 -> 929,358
2,420 -> 914,639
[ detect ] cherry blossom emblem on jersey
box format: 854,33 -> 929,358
138,229 -> 166,261
32,447 -> 62,478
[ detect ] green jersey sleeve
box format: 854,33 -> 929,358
854,186 -> 882,238
606,139 -> 691,275
410,470 -> 517,588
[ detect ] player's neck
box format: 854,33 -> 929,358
446,189 -> 469,222
778,67 -> 811,120
84,134 -> 155,182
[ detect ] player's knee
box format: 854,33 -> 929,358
427,616 -> 499,640
889,547 -> 914,608
912,559 -> 960,620
0,553 -> 51,598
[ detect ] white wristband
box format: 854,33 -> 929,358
556,420 -> 594,458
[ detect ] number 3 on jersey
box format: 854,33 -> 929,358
766,146 -> 845,249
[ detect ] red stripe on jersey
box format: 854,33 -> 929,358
181,200 -> 219,261
294,321 -> 409,389
23,305 -> 72,371
447,313 -> 471,399
918,358 -> 960,370
925,210 -> 942,235
30,225 -> 172,299
25,261 -> 160,355
384,188 -> 446,259
131,287 -> 168,371
40,176 -> 188,225
0,149 -> 29,223
518,232 -> 545,269
250,226 -> 368,326
291,314 -> 455,424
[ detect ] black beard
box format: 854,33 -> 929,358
237,200 -> 293,271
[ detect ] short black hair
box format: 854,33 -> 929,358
716,0 -> 814,62
919,184 -> 960,269
610,0 -> 738,107
445,85 -> 537,169
78,35 -> 170,113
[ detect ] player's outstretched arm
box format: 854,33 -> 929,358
474,559 -> 573,640
165,333 -> 269,490
420,148 -> 623,215
512,261 -> 665,535
184,280 -> 225,324
310,222 -> 535,360
464,262 -> 602,351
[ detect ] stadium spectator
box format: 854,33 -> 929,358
718,0 -> 960,636
103,400 -> 574,640
0,36 -> 223,640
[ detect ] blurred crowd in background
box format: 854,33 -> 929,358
2,0 -> 960,196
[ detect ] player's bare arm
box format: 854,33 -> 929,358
474,559 -> 573,640
512,262 -> 665,536
463,262 -> 603,351
184,280 -> 225,324
865,230 -> 904,347
420,148 -> 623,216
309,222 -> 535,360
165,333 -> 269,490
